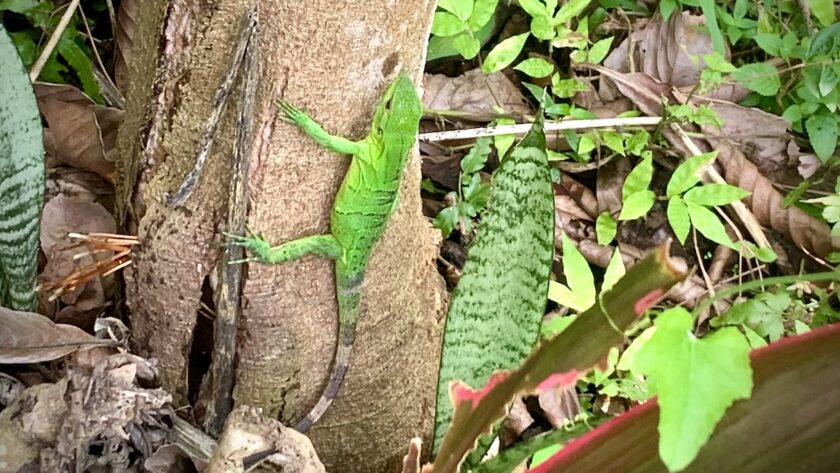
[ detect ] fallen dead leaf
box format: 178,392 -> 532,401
423,69 -> 531,116
114,0 -> 139,92
0,307 -> 106,364
36,84 -> 123,182
538,385 -> 581,428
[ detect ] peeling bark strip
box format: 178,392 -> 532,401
166,8 -> 259,207
204,5 -> 260,437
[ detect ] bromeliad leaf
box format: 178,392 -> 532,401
633,307 -> 752,472
0,23 -> 44,311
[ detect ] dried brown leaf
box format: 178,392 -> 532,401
538,385 -> 581,428
36,85 -> 122,181
423,69 -> 531,115
596,155 -> 632,215
601,13 -> 748,102
555,173 -> 598,221
114,0 -> 139,92
0,307 -> 101,363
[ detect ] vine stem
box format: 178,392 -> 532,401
692,271 -> 840,319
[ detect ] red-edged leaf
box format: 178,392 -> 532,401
428,244 -> 685,473
528,323 -> 840,472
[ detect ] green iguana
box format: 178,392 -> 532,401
227,73 -> 422,432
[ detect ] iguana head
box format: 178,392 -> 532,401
381,73 -> 422,134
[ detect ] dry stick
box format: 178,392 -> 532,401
29,0 -> 81,81
417,116 -> 662,142
204,6 -> 259,438
166,9 -> 258,207
671,124 -> 771,249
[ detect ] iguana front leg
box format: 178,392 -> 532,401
278,101 -> 367,157
226,232 -> 343,264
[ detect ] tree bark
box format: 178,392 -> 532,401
117,1 -> 445,471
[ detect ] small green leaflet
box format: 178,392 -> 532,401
482,32 -> 529,73
686,202 -> 737,249
730,63 -> 781,96
667,197 -> 691,243
711,291 -> 791,342
804,111 -> 838,162
633,307 -> 753,472
666,152 -> 716,198
683,183 -> 750,206
619,153 -> 654,220
548,233 -> 595,312
587,36 -> 613,64
514,57 -> 554,78
596,211 -> 616,245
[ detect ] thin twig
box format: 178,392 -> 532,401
30,0 -> 81,81
418,116 -> 662,142
77,4 -> 124,107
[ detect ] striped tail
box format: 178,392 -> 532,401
294,273 -> 361,432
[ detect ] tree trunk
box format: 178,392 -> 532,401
117,0 -> 445,470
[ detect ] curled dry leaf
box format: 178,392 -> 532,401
538,385 -> 581,428
114,0 -> 139,92
601,12 -> 748,102
555,173 -> 598,222
36,83 -> 123,182
0,306 -> 103,363
423,69 -> 531,116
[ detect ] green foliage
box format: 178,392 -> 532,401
1,0 -> 102,102
0,23 -> 44,310
633,307 -> 753,471
803,177 -> 840,236
433,138 -> 492,238
664,152 -> 749,249
434,115 -> 554,455
430,0 -> 499,60
619,152 -> 655,220
711,291 -> 791,342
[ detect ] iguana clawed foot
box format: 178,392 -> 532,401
223,227 -> 272,264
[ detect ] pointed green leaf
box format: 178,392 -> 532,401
518,0 -> 548,17
667,196 -> 691,244
468,0 -> 498,30
514,57 -> 555,78
683,184 -> 750,206
438,0 -> 474,21
553,0 -> 591,24
557,233 -> 596,312
493,118 -> 516,158
432,11 -> 467,37
809,0 -> 836,26
667,152 -> 717,198
602,248 -> 626,294
686,201 -> 737,249
634,307 -> 753,472
596,211 -> 617,245
452,33 -> 482,59
587,36 -> 613,64
482,32 -> 529,73
805,111 -> 838,162
619,190 -> 655,221
730,62 -> 781,96
602,130 -> 624,155
623,154 -> 653,197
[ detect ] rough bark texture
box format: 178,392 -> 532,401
117,1 -> 445,471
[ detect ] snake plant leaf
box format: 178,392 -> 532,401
0,23 -> 45,310
433,113 -> 554,455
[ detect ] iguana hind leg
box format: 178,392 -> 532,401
226,232 -> 343,264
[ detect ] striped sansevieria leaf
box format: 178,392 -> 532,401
433,112 -> 554,456
0,24 -> 45,310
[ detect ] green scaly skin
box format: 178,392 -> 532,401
227,73 -> 422,432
